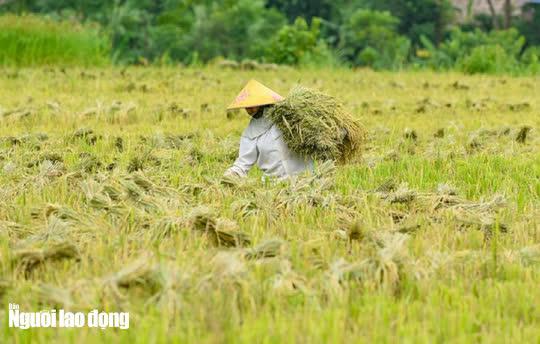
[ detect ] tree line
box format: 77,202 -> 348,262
1,0 -> 539,73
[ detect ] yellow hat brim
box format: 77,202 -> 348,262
227,79 -> 284,110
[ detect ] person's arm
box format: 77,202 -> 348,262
270,127 -> 313,177
224,136 -> 258,177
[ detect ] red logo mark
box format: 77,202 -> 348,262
236,90 -> 249,102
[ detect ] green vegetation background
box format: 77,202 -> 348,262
0,0 -> 539,74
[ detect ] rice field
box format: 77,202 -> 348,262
0,67 -> 539,343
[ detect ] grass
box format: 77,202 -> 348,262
0,66 -> 539,343
0,14 -> 110,67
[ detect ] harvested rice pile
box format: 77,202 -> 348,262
265,86 -> 366,163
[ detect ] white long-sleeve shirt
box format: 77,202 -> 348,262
225,116 -> 313,179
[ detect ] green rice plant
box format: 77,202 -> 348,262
0,14 -> 110,66
459,44 -> 518,75
0,279 -> 10,297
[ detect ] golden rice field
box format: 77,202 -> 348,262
0,67 -> 539,343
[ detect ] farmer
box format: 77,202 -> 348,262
224,80 -> 313,179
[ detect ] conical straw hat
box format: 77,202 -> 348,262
227,80 -> 284,110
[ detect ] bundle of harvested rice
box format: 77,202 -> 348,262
103,253 -> 164,302
327,233 -> 412,293
244,239 -> 288,260
210,252 -> 247,279
188,207 -> 251,247
30,203 -> 80,222
325,259 -> 371,292
265,86 -> 365,163
33,283 -> 74,309
231,192 -> 275,220
0,221 -> 29,239
188,206 -> 217,232
271,261 -> 308,295
372,233 -> 410,290
376,183 -> 416,204
274,161 -> 338,209
214,218 -> 251,247
151,216 -> 185,241
12,241 -> 79,274
515,244 -> 540,267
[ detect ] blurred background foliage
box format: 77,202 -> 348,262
0,0 -> 539,73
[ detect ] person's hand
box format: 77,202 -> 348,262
223,169 -> 241,178
221,170 -> 243,186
